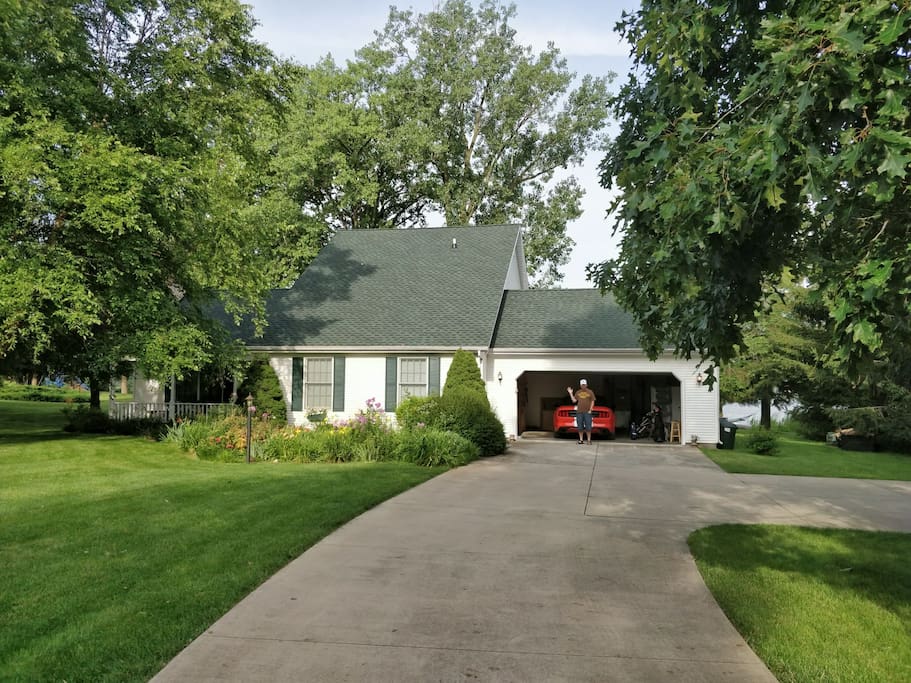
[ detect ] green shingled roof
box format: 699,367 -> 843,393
491,289 -> 641,349
246,225 -> 522,349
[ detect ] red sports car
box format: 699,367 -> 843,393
553,405 -> 616,439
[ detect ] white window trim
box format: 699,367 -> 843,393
304,356 -> 333,412
397,356 -> 429,403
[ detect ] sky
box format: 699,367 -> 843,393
245,0 -> 638,288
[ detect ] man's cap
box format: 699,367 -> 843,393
580,379 -> 587,385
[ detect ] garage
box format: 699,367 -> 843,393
515,370 -> 681,438
484,288 -> 720,445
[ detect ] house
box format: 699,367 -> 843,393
239,224 -> 721,444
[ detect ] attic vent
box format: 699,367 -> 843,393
451,237 -> 458,249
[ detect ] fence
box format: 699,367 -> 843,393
108,401 -> 238,422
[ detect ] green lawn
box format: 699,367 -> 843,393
689,525 -> 911,683
0,400 -> 443,682
702,431 -> 911,479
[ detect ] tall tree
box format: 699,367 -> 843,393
282,0 -> 612,287
0,0 -> 318,404
592,0 -> 911,378
721,274 -> 820,428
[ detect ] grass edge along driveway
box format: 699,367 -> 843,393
0,400 -> 444,682
694,431 -> 911,682
689,524 -> 911,683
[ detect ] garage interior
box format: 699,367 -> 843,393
515,371 -> 681,439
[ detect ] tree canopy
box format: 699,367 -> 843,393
280,0 -> 613,287
0,0 -> 319,397
592,0 -> 911,378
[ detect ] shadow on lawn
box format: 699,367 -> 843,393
0,431 -> 87,446
691,524 -> 911,622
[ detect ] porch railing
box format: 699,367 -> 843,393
108,401 -> 238,422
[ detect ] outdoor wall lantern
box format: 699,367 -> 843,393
497,371 -> 503,384
696,372 -> 704,386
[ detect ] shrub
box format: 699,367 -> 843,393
395,427 -> 479,467
0,383 -> 90,403
443,348 -> 488,404
63,405 -> 165,438
435,387 -> 506,457
235,360 -> 287,421
745,427 -> 779,455
62,405 -> 112,433
790,404 -> 832,441
876,383 -> 911,454
395,395 -> 441,429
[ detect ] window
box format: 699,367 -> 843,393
398,357 -> 428,400
305,357 -> 333,410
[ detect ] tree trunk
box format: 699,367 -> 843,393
30,374 -> 39,386
760,397 -> 772,429
90,382 -> 102,410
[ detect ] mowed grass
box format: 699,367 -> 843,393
702,431 -> 911,480
0,401 -> 443,682
689,525 -> 911,683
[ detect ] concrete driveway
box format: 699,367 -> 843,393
153,439 -> 911,682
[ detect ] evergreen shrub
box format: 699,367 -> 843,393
443,348 -> 488,404
236,360 -> 287,421
745,427 -> 779,455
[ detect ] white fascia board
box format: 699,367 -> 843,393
489,347 -> 647,355
245,345 -> 490,354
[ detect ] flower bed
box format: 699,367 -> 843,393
164,398 -> 479,468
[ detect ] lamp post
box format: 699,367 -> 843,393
245,393 -> 254,463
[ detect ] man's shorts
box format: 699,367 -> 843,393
576,411 -> 593,432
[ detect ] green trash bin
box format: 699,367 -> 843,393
718,418 -> 738,449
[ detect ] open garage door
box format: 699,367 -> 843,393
516,370 -> 680,439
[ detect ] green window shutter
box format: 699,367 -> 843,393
385,356 -> 397,412
291,357 -> 303,412
332,356 -> 345,412
428,355 -> 440,396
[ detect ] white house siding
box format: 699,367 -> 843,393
133,373 -> 163,403
345,355 -> 390,417
487,351 -> 719,444
270,353 -> 456,426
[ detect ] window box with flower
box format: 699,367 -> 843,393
307,409 -> 328,423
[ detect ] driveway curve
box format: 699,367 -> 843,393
153,439 -> 911,682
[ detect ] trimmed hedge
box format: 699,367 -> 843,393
0,383 -> 91,403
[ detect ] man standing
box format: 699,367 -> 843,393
567,379 -> 596,445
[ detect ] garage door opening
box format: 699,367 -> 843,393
516,371 -> 680,439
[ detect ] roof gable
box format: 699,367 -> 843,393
247,225 -> 523,349
491,289 -> 641,349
